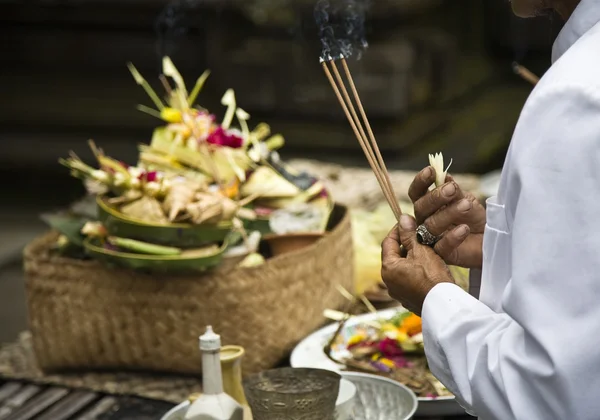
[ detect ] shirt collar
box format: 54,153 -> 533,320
552,0 -> 600,63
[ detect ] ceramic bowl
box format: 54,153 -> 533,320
160,378 -> 356,420
335,378 -> 357,420
341,372 -> 419,420
263,232 -> 325,256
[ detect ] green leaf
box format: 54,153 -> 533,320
40,212 -> 89,246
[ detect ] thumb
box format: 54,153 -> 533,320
398,214 -> 418,252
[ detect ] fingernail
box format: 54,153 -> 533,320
456,225 -> 469,238
422,167 -> 432,179
457,199 -> 472,212
400,214 -> 415,231
442,183 -> 456,197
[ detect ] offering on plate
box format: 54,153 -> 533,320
328,310 -> 452,398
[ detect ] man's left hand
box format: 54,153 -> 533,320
381,214 -> 455,316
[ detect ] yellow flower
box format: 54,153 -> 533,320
396,330 -> 409,343
161,107 -> 183,123
381,323 -> 397,332
347,333 -> 366,347
379,358 -> 395,368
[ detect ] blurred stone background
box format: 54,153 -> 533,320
0,0 -> 561,342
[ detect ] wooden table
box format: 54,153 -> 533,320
0,378 -> 474,419
0,380 -> 172,420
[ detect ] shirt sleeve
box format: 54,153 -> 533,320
421,85 -> 600,420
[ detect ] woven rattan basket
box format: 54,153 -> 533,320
23,205 -> 353,375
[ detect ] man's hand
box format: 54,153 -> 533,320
408,166 -> 486,269
381,215 -> 455,315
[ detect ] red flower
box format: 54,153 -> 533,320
206,126 -> 243,149
145,171 -> 158,182
137,171 -> 158,183
378,337 -> 404,358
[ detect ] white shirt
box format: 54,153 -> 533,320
422,1 -> 600,419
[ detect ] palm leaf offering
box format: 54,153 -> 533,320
48,57 -> 333,272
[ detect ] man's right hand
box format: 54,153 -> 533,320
408,166 -> 486,269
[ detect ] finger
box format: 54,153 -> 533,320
413,181 -> 465,225
434,224 -> 470,261
408,166 -> 435,203
381,224 -> 402,261
423,196 -> 475,237
398,214 -> 418,252
386,224 -> 400,242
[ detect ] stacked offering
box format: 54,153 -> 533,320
48,57 -> 332,272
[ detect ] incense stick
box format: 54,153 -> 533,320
512,62 -> 539,85
321,56 -> 402,220
327,61 -> 396,209
340,57 -> 402,219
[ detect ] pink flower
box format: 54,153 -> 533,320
378,337 -> 404,358
145,171 -> 158,182
254,207 -> 274,217
206,126 -> 243,149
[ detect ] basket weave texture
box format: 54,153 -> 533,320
23,206 -> 353,376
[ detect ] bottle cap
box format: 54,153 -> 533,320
199,325 -> 221,351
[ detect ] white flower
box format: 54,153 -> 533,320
428,152 -> 453,188
127,166 -> 143,178
129,177 -> 141,189
81,222 -> 106,237
91,169 -> 110,183
113,172 -> 127,187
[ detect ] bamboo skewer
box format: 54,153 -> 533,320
321,56 -> 402,221
512,62 -> 539,85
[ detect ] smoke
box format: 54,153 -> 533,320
155,0 -> 204,59
315,0 -> 370,61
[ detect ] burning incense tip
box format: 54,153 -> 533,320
512,62 -> 539,86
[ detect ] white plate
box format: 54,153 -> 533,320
290,308 -> 466,417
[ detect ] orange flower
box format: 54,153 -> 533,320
401,314 -> 422,336
222,178 -> 240,198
